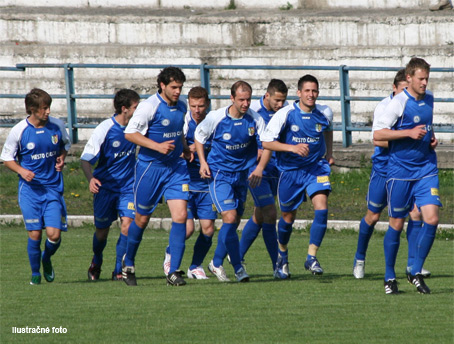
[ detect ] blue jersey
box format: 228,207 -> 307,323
194,106 -> 266,172
80,115 -> 136,193
373,89 -> 437,179
1,116 -> 71,192
261,102 -> 333,171
183,111 -> 211,190
124,93 -> 187,165
370,94 -> 392,177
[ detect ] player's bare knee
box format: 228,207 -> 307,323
365,211 -> 380,226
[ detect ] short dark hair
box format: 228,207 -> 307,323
25,88 -> 52,115
393,69 -> 407,88
157,67 -> 186,92
231,80 -> 252,98
188,86 -> 209,102
297,74 -> 319,91
266,79 -> 288,95
405,57 -> 430,77
114,89 -> 140,114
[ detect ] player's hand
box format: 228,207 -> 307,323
248,167 -> 263,189
20,169 -> 35,182
89,177 -> 102,194
157,140 -> 176,154
290,143 -> 309,157
409,125 -> 427,140
199,162 -> 211,179
326,155 -> 335,165
430,136 -> 438,150
55,156 -> 65,172
188,143 -> 197,153
182,149 -> 194,163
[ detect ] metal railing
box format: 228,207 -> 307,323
1,63 -> 453,146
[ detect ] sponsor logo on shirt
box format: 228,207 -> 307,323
317,176 -> 330,183
112,140 -> 121,148
182,184 -> 189,192
51,135 -> 59,145
226,142 -> 250,150
291,125 -> 299,132
414,116 -> 420,123
291,136 -> 319,143
31,151 -> 57,160
26,142 -> 35,150
431,188 -> 439,196
114,149 -> 135,159
163,131 -> 182,138
127,202 -> 135,210
162,119 -> 170,126
223,133 -> 231,140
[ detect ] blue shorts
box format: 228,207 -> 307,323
386,174 -> 442,218
209,169 -> 248,216
93,188 -> 135,228
249,176 -> 278,207
187,191 -> 218,220
366,169 -> 387,213
134,159 -> 189,216
18,182 -> 68,231
278,160 -> 331,212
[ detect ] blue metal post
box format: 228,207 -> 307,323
339,65 -> 352,147
63,64 -> 78,143
200,63 -> 212,111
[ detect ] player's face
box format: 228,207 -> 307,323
188,97 -> 208,123
160,80 -> 184,105
124,101 -> 139,121
230,88 -> 251,117
297,81 -> 319,112
393,81 -> 408,95
407,68 -> 429,98
31,105 -> 50,123
264,91 -> 287,113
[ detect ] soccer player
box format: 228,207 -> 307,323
239,79 -> 288,277
80,89 -> 140,281
353,70 -> 431,279
373,57 -> 441,294
195,80 -> 269,282
122,67 -> 191,287
262,74 -> 334,278
162,86 -> 217,279
1,88 -> 71,285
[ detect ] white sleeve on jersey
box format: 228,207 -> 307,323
370,95 -> 392,139
248,109 -> 267,140
249,99 -> 262,112
372,93 -> 406,132
49,117 -> 71,152
260,105 -> 291,142
194,107 -> 226,144
315,104 -> 334,129
183,111 -> 191,137
0,119 -> 28,161
80,118 -> 114,163
124,96 -> 158,135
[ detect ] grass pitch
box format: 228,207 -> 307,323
1,226 -> 453,343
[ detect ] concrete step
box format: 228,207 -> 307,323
1,7 -> 453,48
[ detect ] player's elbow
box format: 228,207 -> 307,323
261,141 -> 272,150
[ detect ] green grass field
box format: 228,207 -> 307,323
1,226 -> 453,343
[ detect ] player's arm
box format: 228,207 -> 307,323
125,132 -> 175,155
248,149 -> 271,188
262,140 -> 309,157
181,134 -> 193,162
373,126 -> 427,141
55,149 -> 68,172
323,130 -> 334,165
3,160 -> 35,182
195,139 -> 211,178
80,159 -> 101,194
373,139 -> 388,148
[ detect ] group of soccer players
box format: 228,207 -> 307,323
1,57 -> 441,294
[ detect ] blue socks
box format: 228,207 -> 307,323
124,221 -> 144,266
412,222 -> 437,275
27,238 -> 42,276
384,226 -> 401,281
262,223 -> 278,268
355,217 -> 375,261
309,209 -> 328,247
213,239 -> 227,268
92,232 -> 107,266
217,223 -> 242,272
239,217 -> 261,260
168,222 -> 186,274
42,238 -> 61,263
190,232 -> 212,270
278,217 -> 293,246
406,220 -> 422,270
115,233 -> 127,274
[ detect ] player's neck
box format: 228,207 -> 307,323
228,106 -> 244,119
27,115 -> 47,128
263,98 -> 272,112
298,102 -> 315,113
115,113 -> 128,126
159,92 -> 177,106
406,88 -> 425,101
